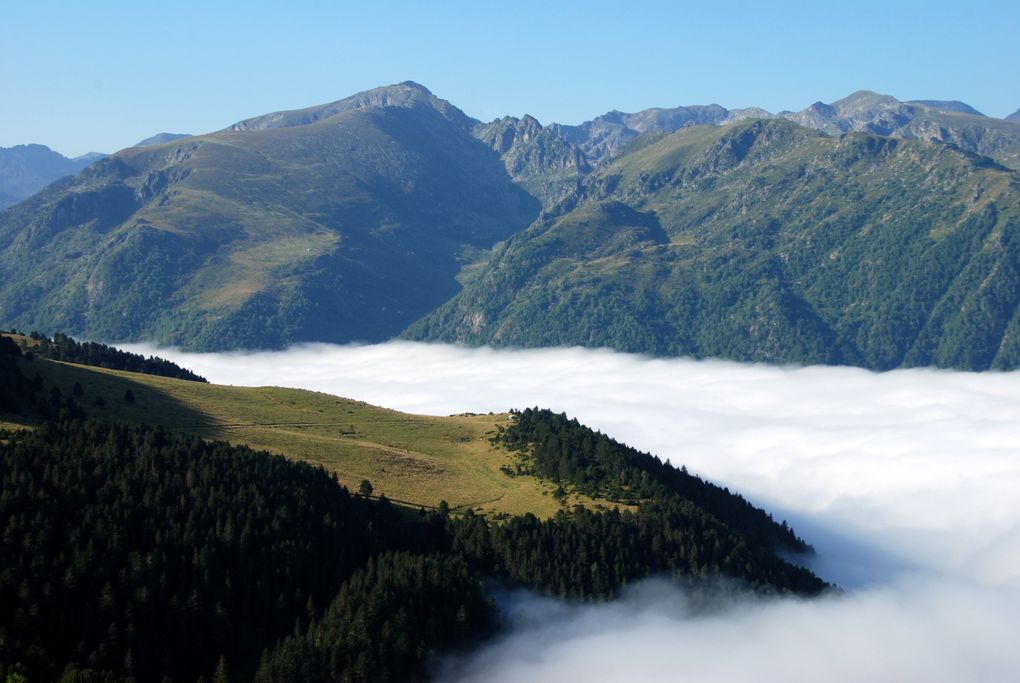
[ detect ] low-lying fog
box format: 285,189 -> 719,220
127,341 -> 1020,681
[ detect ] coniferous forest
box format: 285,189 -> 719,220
11,331 -> 207,383
0,338 -> 827,682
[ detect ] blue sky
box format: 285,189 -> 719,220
3,0 -> 1018,156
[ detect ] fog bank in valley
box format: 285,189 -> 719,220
440,577 -> 1018,683
126,341 -> 1020,681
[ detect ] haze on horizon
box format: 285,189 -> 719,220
125,341 -> 1020,681
3,0 -> 1018,156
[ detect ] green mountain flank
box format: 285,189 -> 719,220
0,83 -> 539,349
407,119 -> 1020,370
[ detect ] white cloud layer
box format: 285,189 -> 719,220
439,578 -> 1020,683
125,341 -> 1020,680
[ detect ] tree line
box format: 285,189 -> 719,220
495,407 -> 808,552
7,330 -> 207,382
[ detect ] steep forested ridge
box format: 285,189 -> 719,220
496,408 -> 807,552
0,420 -> 464,682
408,119 -> 1020,370
0,417 -> 825,682
254,553 -> 494,683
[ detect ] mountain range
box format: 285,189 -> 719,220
0,133 -> 191,210
409,119 -> 1020,370
0,145 -> 100,210
2,82 -> 1020,370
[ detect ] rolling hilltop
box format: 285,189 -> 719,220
0,334 -> 825,681
0,333 -> 562,517
3,83 -> 1020,369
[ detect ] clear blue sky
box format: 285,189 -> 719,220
3,0 -> 1018,157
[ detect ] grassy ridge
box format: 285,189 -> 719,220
5,354 -> 603,518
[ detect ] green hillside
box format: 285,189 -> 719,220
407,119 -> 1020,370
3,351 -> 596,518
0,83 -> 539,350
0,337 -> 827,681
0,416 -> 825,683
0,418 -> 498,682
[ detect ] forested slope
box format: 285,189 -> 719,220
408,119 -> 1020,370
0,339 -> 827,682
0,83 -> 538,350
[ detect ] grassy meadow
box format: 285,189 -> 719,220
6,351 -> 607,518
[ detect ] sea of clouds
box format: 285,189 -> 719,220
126,341 -> 1020,681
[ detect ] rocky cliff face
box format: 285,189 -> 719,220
908,99 -> 985,116
470,92 -> 1020,242
473,115 -> 590,207
547,104 -> 730,165
510,91 -> 1020,172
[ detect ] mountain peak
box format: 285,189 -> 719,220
1007,108 -> 1020,122
397,80 -> 433,94
0,144 -> 104,209
72,152 -> 107,163
724,106 -> 776,123
228,81 -> 474,132
832,90 -> 900,113
804,101 -> 837,117
134,132 -> 192,148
